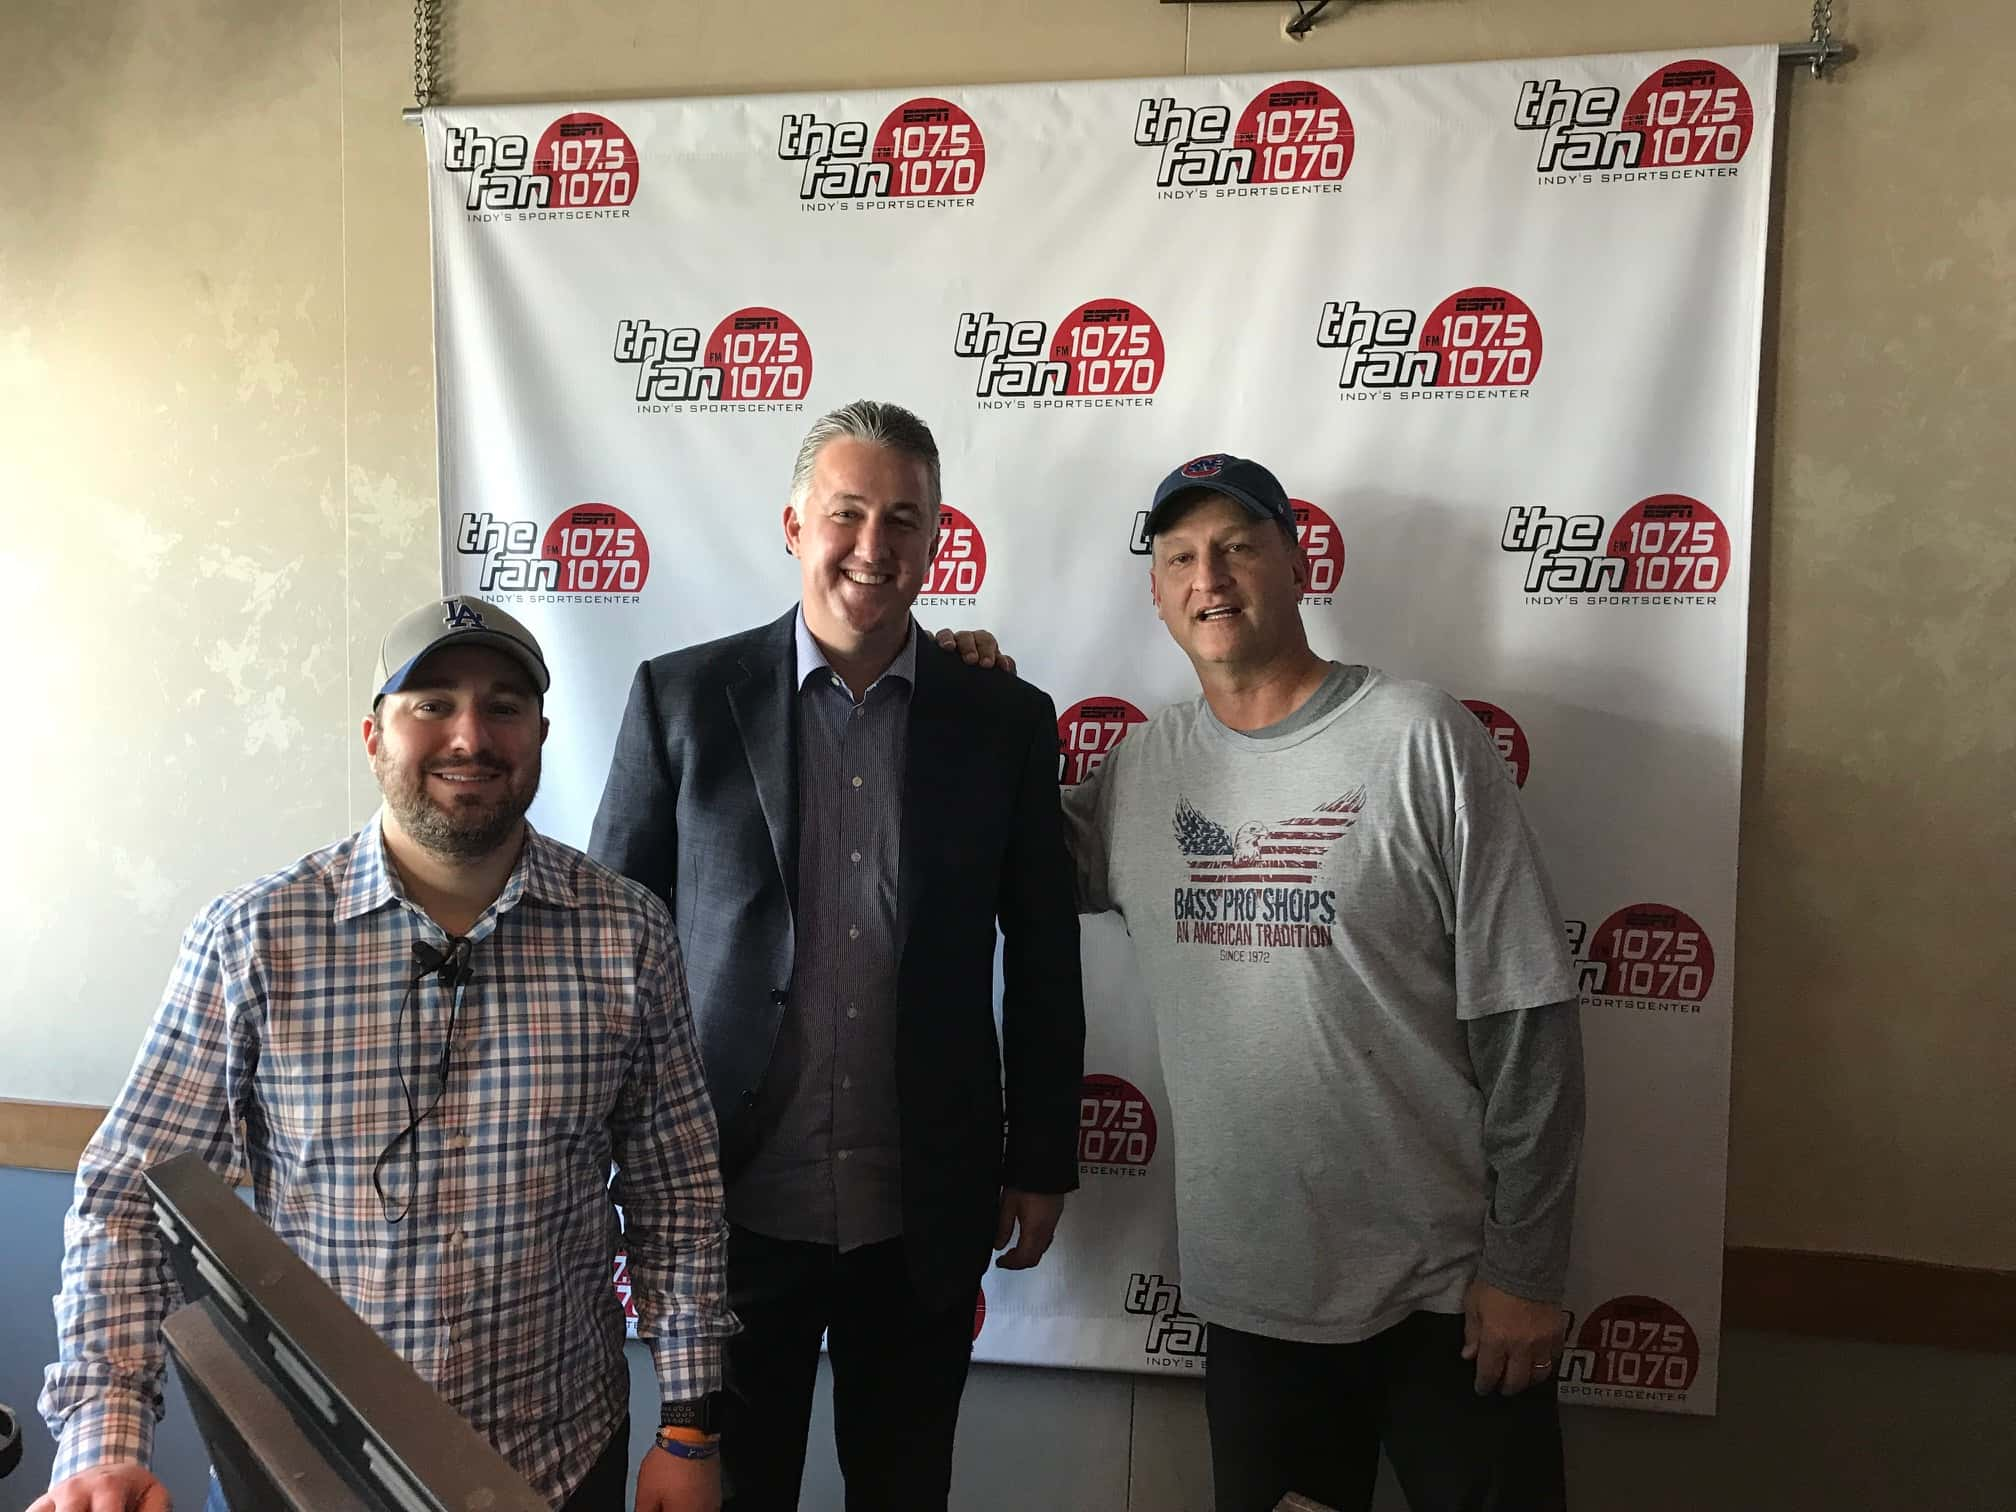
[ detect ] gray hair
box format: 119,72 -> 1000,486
788,399 -> 943,510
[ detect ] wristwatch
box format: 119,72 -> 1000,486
661,1392 -> 726,1435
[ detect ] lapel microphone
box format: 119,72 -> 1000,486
411,936 -> 474,991
374,935 -> 475,1222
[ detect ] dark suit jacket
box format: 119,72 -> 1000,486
589,607 -> 1084,1308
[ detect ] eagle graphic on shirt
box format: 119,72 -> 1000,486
1171,788 -> 1366,883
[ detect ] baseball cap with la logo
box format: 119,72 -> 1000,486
373,595 -> 551,704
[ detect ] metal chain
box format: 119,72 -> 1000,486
413,0 -> 442,108
1809,0 -> 1835,77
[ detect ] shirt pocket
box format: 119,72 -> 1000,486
257,982 -> 415,1156
484,976 -> 633,1138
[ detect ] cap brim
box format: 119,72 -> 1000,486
1145,483 -> 1278,539
378,631 -> 551,697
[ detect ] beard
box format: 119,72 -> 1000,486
372,749 -> 539,862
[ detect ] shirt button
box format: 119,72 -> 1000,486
830,675 -> 843,688
836,1150 -> 850,1162
850,850 -> 862,864
842,1075 -> 852,1090
849,925 -> 861,940
847,1005 -> 858,1020
851,775 -> 863,788
448,1133 -> 468,1151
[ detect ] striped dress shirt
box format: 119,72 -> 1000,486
729,611 -> 913,1251
40,814 -> 733,1505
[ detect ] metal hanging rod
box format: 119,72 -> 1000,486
397,42 -> 1853,125
1781,38 -> 1854,70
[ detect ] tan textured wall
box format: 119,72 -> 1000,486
2,0 -> 2010,1284
1,3 -> 352,1093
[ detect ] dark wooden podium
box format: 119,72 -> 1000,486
147,1152 -> 549,1512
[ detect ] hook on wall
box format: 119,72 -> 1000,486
1284,1 -> 1338,43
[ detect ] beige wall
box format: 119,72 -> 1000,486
3,0 -> 2010,1284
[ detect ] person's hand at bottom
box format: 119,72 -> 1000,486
1460,1276 -> 1565,1396
30,1462 -> 170,1512
993,1189 -> 1065,1270
635,1439 -> 721,1512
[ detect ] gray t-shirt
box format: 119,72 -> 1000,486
1230,659 -> 1366,741
1063,666 -> 1581,1343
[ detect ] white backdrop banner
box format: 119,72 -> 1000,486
426,45 -> 1775,1415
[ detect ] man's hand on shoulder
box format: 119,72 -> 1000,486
931,627 -> 1015,676
30,1462 -> 169,1512
1461,1277 -> 1566,1396
634,1441 -> 721,1512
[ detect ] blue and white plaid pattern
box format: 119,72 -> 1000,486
40,815 -> 732,1505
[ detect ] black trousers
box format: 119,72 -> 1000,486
1205,1312 -> 1567,1512
558,1421 -> 631,1512
720,1225 -> 976,1512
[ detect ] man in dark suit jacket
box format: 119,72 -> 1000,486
590,399 -> 1084,1511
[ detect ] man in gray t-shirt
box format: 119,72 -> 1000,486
1062,453 -> 1584,1512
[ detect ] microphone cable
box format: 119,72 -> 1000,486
371,935 -> 473,1223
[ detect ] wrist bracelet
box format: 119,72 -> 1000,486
654,1427 -> 721,1461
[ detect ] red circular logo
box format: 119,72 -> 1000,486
541,503 -> 651,595
1078,1074 -> 1159,1169
1233,80 -> 1355,184
1462,700 -> 1531,788
703,307 -> 813,404
532,112 -> 638,207
1419,287 -> 1542,388
972,1285 -> 987,1341
1576,1296 -> 1701,1392
1049,300 -> 1165,396
872,97 -> 987,198
1057,696 -> 1148,785
1622,61 -> 1756,168
923,505 -> 988,598
1585,903 -> 1715,1003
1605,495 -> 1729,595
1181,455 -> 1228,479
1291,498 -> 1346,599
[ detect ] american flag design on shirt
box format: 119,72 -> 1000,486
1168,789 -> 1365,954
1172,788 -> 1366,883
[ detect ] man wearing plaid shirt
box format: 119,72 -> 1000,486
35,596 -> 734,1512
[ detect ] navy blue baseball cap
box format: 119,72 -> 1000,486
1145,453 -> 1296,538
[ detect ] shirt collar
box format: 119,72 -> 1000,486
794,605 -> 918,697
336,811 -> 402,922
336,811 -> 577,925
514,825 -> 578,908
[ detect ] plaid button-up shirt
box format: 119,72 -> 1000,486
40,814 -> 733,1505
